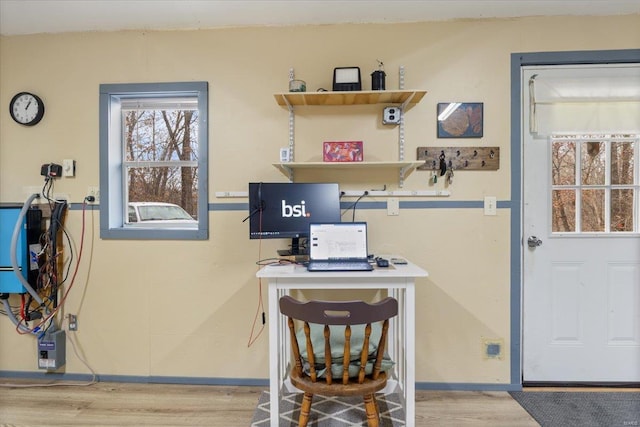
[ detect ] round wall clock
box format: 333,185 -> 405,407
9,92 -> 45,126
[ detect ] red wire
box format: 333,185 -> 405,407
247,209 -> 265,347
20,294 -> 26,321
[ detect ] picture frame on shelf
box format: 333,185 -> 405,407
323,141 -> 364,162
437,102 -> 483,138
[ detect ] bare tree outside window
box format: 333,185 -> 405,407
123,107 -> 199,219
551,134 -> 637,234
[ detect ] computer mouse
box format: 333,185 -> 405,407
376,258 -> 389,268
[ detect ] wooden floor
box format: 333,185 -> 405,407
0,379 -> 543,426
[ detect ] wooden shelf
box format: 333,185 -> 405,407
274,90 -> 427,108
273,161 -> 424,181
273,70 -> 426,187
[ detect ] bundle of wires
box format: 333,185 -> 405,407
12,178 -> 74,335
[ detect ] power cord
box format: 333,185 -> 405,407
341,191 -> 369,222
247,209 -> 266,347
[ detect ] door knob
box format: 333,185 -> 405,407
527,236 -> 542,248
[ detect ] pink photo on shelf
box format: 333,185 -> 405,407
323,141 -> 364,162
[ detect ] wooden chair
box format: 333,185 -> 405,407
279,295 -> 398,427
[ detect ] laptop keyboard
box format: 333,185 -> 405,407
308,261 -> 372,271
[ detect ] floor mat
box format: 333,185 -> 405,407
251,391 -> 406,426
509,391 -> 640,427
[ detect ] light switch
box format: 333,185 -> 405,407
62,159 -> 75,177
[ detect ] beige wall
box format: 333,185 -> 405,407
1,15 -> 638,385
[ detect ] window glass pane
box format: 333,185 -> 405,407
127,165 -> 198,219
552,140 -> 576,185
611,188 -> 634,232
552,189 -> 576,232
611,141 -> 634,185
581,189 -> 605,232
124,110 -> 198,162
581,141 -> 605,185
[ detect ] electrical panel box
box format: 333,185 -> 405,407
38,329 -> 66,370
0,205 -> 42,294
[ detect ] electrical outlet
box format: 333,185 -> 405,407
68,314 -> 78,331
382,106 -> 401,125
87,186 -> 100,203
24,186 -> 42,200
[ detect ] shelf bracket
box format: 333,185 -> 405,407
398,65 -> 406,187
287,67 -> 296,174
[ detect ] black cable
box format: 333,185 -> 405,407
340,191 -> 368,222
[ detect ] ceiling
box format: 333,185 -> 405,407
1,0 -> 639,36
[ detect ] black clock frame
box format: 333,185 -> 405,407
9,92 -> 45,126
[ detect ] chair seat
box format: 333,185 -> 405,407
290,369 -> 389,396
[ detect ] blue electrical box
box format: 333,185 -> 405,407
0,205 -> 27,293
0,204 -> 42,294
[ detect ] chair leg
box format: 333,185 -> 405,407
298,392 -> 313,427
363,393 -> 380,427
373,393 -> 380,416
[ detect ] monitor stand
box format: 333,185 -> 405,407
277,237 -> 308,256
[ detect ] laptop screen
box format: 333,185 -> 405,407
309,222 -> 368,261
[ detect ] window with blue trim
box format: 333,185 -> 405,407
99,82 -> 208,240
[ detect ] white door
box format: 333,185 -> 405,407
522,65 -> 640,382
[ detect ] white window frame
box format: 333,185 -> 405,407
99,82 -> 209,240
550,133 -> 639,236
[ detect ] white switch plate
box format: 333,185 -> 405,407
62,159 -> 75,177
387,197 -> 400,216
484,196 -> 497,216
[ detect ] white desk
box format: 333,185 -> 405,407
257,257 -> 428,426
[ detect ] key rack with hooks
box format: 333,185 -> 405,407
416,146 -> 500,171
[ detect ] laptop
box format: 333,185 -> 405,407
307,222 -> 374,272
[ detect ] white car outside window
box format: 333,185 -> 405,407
128,202 -> 197,226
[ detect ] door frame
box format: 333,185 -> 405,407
509,49 -> 640,388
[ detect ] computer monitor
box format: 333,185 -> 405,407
247,182 -> 341,255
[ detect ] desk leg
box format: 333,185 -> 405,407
405,283 -> 416,424
268,281 -> 280,426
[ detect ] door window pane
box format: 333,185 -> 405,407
611,188 -> 634,232
552,141 -> 576,185
581,189 -> 605,232
611,141 -> 634,185
552,189 -> 576,232
581,141 -> 605,185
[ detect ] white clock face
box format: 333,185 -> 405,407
12,93 -> 40,123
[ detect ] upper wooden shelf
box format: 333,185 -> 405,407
274,90 -> 427,108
